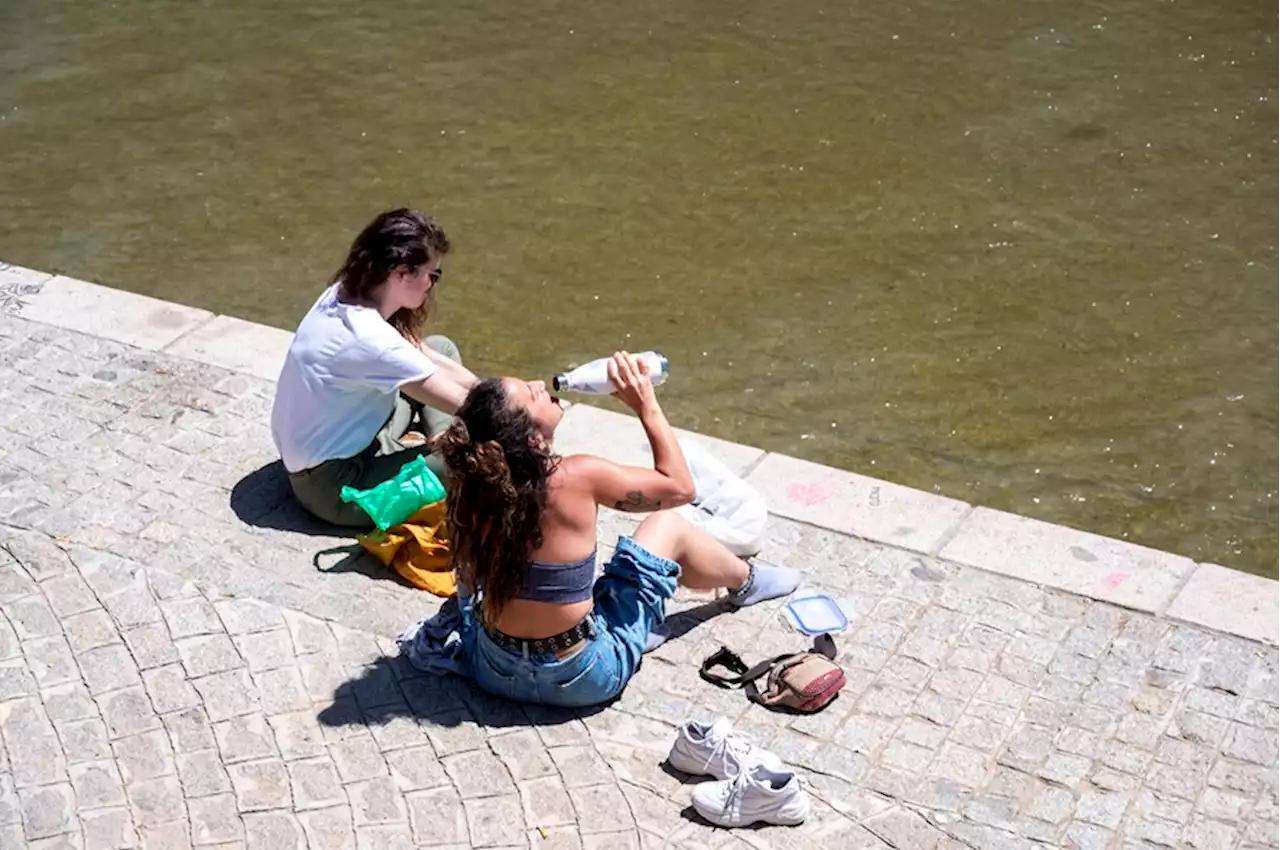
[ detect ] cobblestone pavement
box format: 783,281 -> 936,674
0,313 -> 1276,850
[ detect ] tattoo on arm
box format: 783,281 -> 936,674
613,491 -> 662,513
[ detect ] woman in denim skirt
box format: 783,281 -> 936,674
438,352 -> 800,708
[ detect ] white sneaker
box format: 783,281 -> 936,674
667,717 -> 783,780
691,764 -> 810,827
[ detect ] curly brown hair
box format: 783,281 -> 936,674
334,208 -> 451,341
439,379 -> 559,625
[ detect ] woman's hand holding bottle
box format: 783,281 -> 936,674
607,351 -> 659,416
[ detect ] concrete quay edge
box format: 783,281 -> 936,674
2,259 -> 1274,645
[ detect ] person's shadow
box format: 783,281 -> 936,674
314,654 -> 611,734
230,461 -> 347,536
231,461 -> 418,587
315,598 -> 731,734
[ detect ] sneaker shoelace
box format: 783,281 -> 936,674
716,731 -> 757,772
724,770 -> 753,816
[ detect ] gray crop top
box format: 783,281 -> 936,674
517,549 -> 596,603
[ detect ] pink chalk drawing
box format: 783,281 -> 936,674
787,482 -> 835,507
1101,572 -> 1128,591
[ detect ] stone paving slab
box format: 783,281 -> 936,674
0,275 -> 1275,849
744,453 -> 971,556
1166,565 -> 1279,646
164,315 -> 294,383
6,271 -> 214,351
0,263 -> 53,294
939,508 -> 1197,617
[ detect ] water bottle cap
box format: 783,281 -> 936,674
552,373 -> 568,392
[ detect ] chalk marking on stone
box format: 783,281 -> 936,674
1101,572 -> 1128,591
786,482 -> 834,507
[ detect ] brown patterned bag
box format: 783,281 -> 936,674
699,634 -> 846,713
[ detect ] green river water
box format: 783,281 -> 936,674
1,0 -> 1275,575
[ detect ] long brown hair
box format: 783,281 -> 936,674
334,208 -> 451,341
439,379 -> 559,624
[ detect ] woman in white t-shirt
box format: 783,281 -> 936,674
271,209 -> 481,526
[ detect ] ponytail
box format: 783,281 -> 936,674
440,380 -> 558,624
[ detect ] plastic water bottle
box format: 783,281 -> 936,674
553,351 -> 669,394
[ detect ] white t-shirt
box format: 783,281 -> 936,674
271,284 -> 437,473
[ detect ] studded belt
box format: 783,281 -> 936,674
486,618 -> 592,656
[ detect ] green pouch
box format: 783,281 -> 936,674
339,455 -> 447,530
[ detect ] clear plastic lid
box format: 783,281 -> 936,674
784,594 -> 850,635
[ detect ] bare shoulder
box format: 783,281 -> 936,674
544,456 -> 601,530
546,455 -> 597,495
554,453 -> 623,499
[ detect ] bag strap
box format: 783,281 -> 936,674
700,647 -> 786,689
699,635 -> 838,692
744,668 -> 786,706
698,648 -> 745,686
